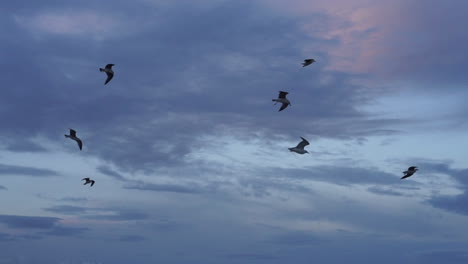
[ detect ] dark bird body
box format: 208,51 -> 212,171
288,137 -> 310,154
64,129 -> 82,150
302,59 -> 316,67
100,64 -> 115,85
272,91 -> 291,112
82,178 -> 95,186
401,166 -> 418,179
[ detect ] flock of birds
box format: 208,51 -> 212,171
64,59 -> 418,188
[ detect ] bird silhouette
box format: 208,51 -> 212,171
99,64 -> 115,85
401,166 -> 418,179
289,137 -> 310,154
272,91 -> 291,112
64,129 -> 82,150
82,178 -> 95,187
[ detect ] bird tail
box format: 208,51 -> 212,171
64,135 -> 69,138
99,68 -> 104,72
288,148 -> 293,152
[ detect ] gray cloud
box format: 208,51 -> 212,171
266,231 -> 325,246
0,215 -> 60,229
96,165 -> 128,182
59,197 -> 88,202
42,205 -> 87,215
0,214 -> 88,239
0,164 -> 59,177
421,161 -> 468,215
0,233 -> 14,242
84,210 -> 149,221
269,165 -> 401,186
416,249 -> 468,264
1,138 -> 47,153
42,205 -> 150,222
367,186 -> 406,197
225,253 -> 278,261
0,185 -> 6,191
119,235 -> 146,242
123,182 -> 205,194
0,0 -> 410,175
43,226 -> 88,237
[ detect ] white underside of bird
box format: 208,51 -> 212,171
288,148 -> 307,154
272,98 -> 290,105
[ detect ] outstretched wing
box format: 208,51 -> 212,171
278,91 -> 288,99
69,129 -> 76,137
76,138 -> 83,150
401,174 -> 411,179
296,137 -> 310,149
90,180 -> 95,187
408,166 -> 417,171
104,72 -> 114,85
105,64 -> 114,69
279,103 -> 288,112
82,178 -> 89,181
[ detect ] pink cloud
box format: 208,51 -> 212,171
260,0 -> 425,74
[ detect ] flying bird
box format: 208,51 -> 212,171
272,91 -> 291,112
289,137 -> 309,154
401,166 -> 418,179
64,129 -> 82,151
99,64 -> 115,85
82,178 -> 95,187
302,59 -> 316,67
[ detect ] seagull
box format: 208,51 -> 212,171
401,166 -> 418,179
289,137 -> 309,154
82,178 -> 95,187
64,129 -> 82,151
272,91 -> 291,112
302,59 -> 316,67
99,64 -> 115,85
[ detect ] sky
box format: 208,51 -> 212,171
0,0 -> 468,263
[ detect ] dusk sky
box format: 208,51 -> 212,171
1,0 -> 468,263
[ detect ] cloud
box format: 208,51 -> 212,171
42,205 -> 150,222
0,214 -> 87,238
96,166 -> 128,182
267,231 -> 325,246
84,210 -> 149,221
14,11 -> 119,39
43,226 -> 88,237
367,186 -> 405,197
270,165 -> 400,186
0,233 -> 14,241
422,161 -> 468,215
0,0 -> 410,175
0,185 -> 6,191
42,205 -> 87,215
59,197 -> 88,203
119,235 -> 146,242
224,253 -> 278,261
416,250 -> 468,264
123,182 -> 205,194
1,138 -> 47,153
0,214 -> 60,229
0,163 -> 59,177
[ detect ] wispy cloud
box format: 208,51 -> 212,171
0,163 -> 59,177
14,11 -> 118,39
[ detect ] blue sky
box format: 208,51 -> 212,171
1,0 -> 468,263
